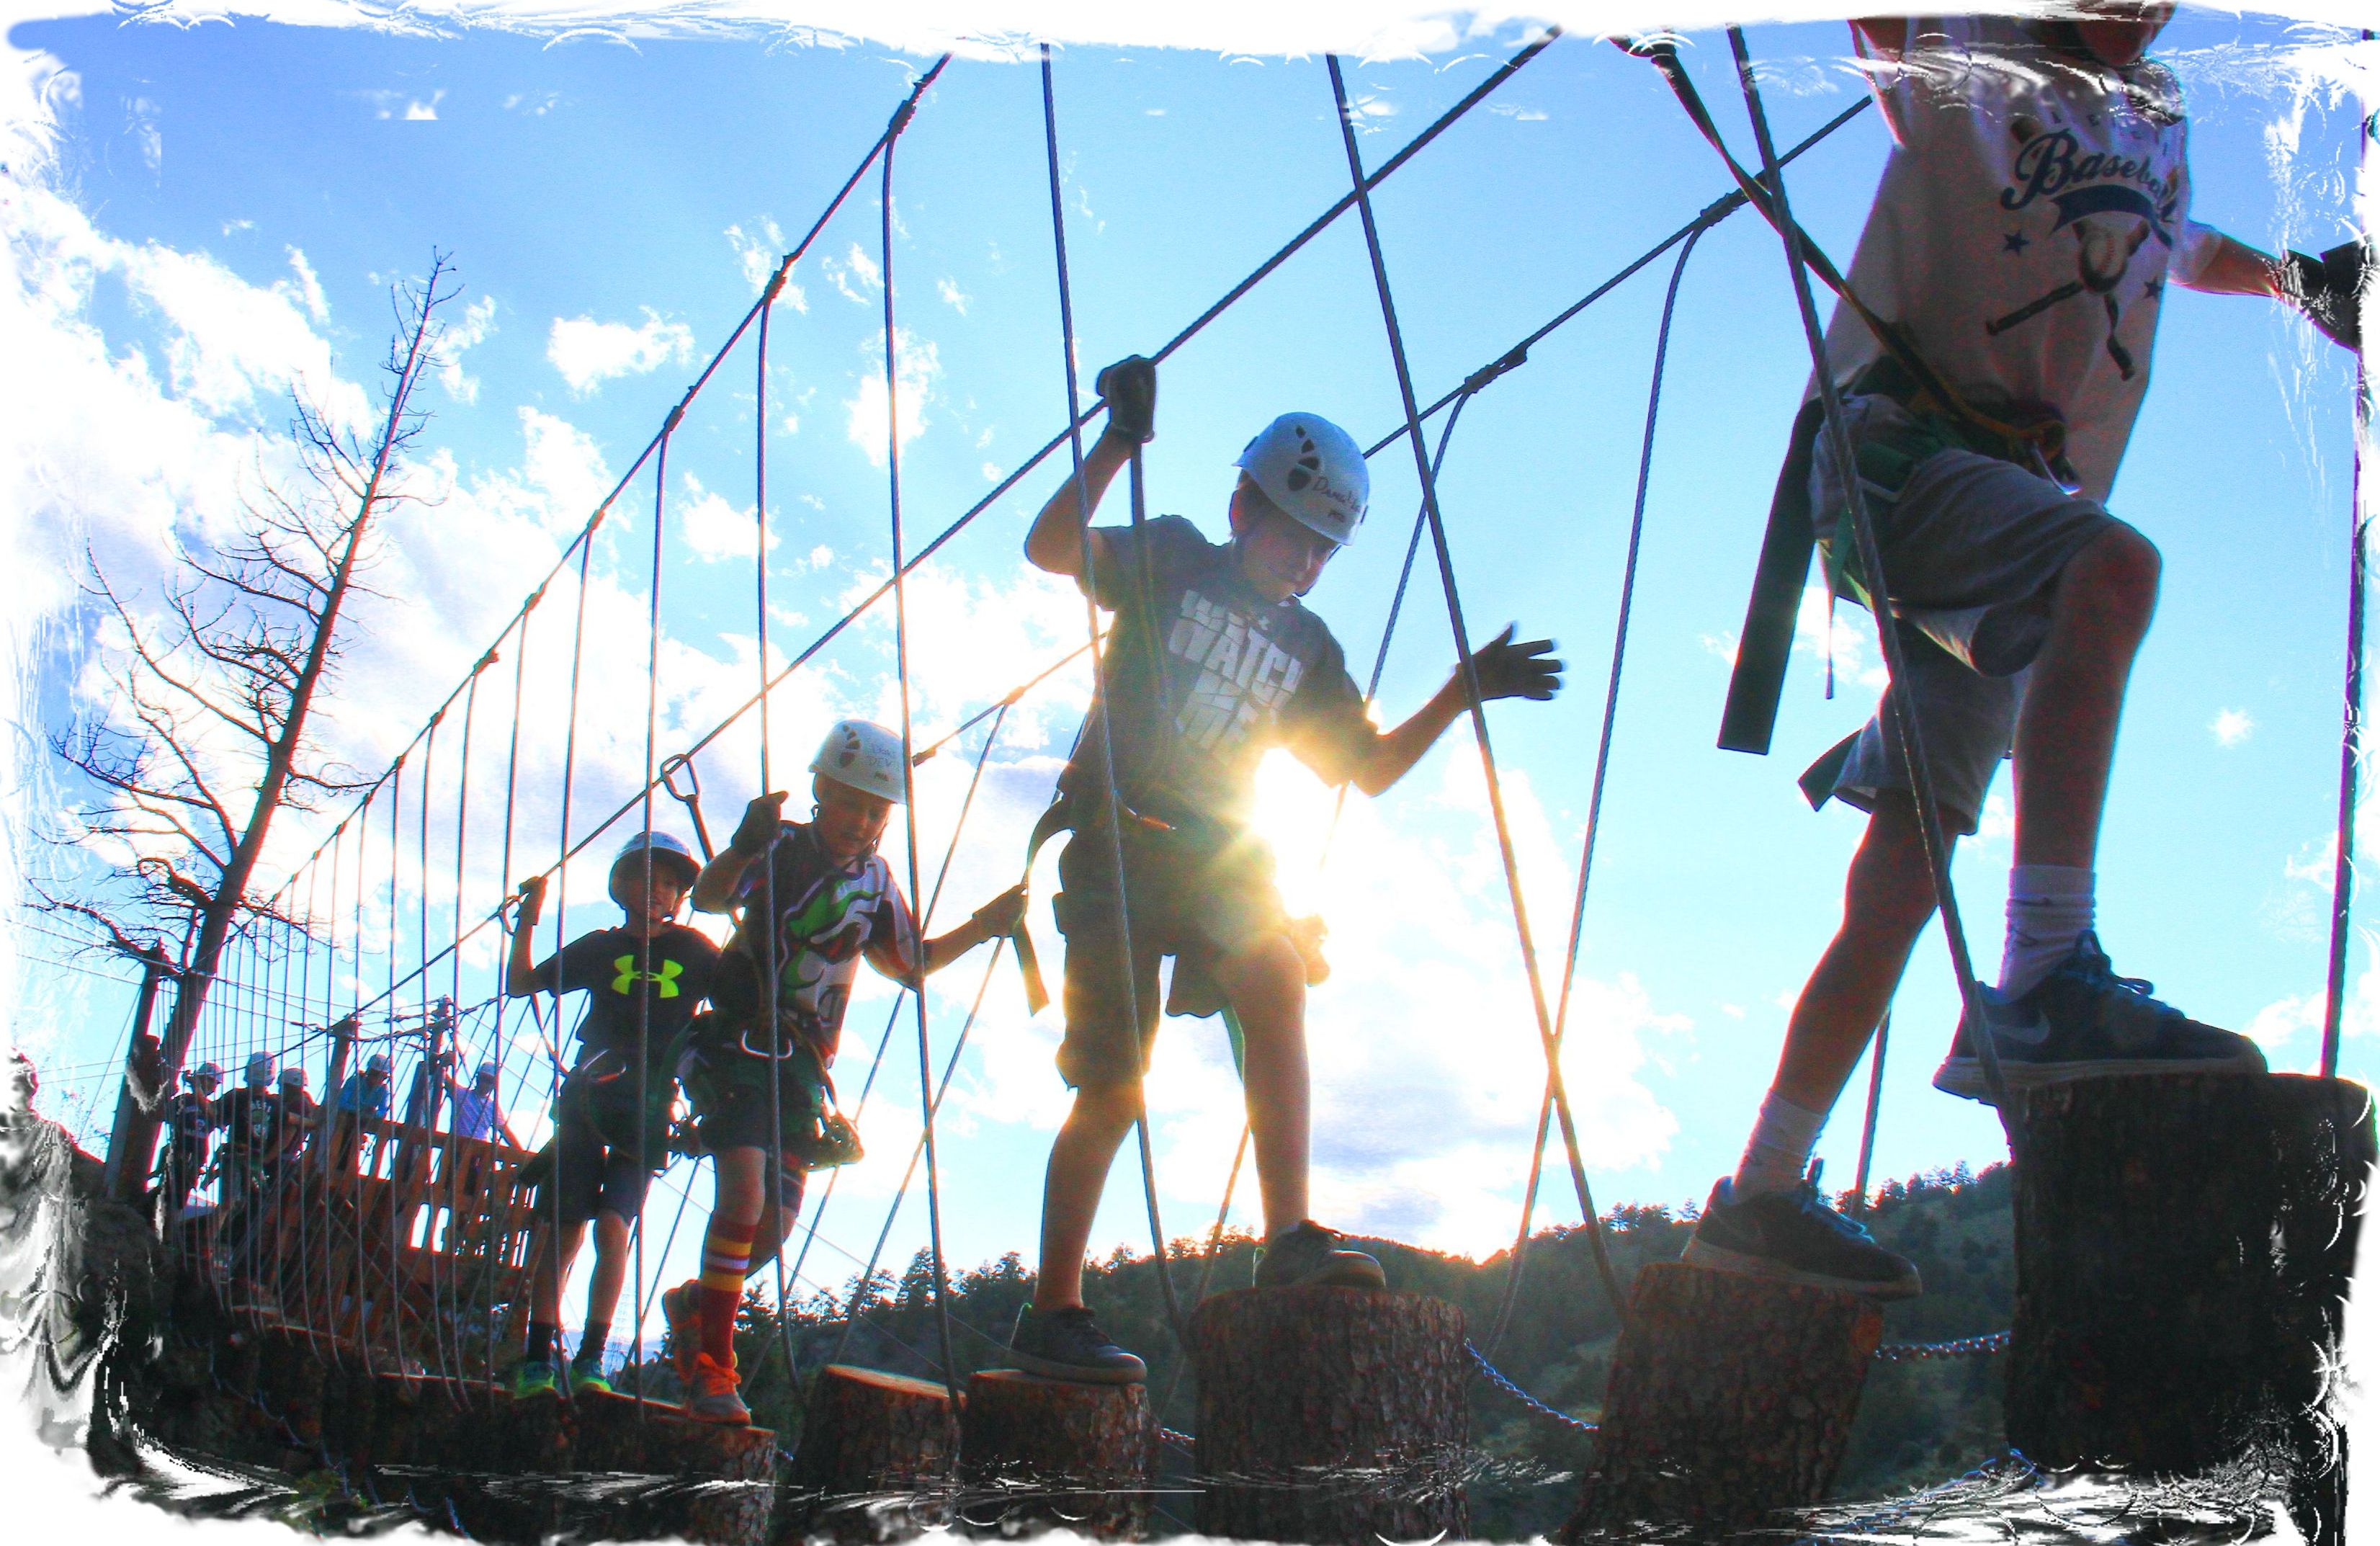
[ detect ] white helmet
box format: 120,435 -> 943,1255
808,720 -> 906,805
245,1051 -> 276,1086
475,1060 -> 499,1085
364,1053 -> 391,1077
1235,413 -> 1369,547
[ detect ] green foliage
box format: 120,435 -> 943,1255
613,1164 -> 2016,1537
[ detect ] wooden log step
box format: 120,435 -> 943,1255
958,1369 -> 1155,1539
1565,1261 -> 1881,1542
782,1363 -> 958,1543
1189,1285 -> 1469,1545
2005,1073 -> 2373,1545
568,1387 -> 780,1545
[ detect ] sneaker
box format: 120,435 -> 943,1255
508,1359 -> 561,1401
1681,1168 -> 1921,1300
684,1352 -> 750,1425
1007,1305 -> 1147,1385
1933,933 -> 2268,1105
1252,1220 -> 1387,1290
568,1358 -> 613,1398
661,1280 -> 702,1387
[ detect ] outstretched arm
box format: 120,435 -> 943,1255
869,885 -> 1029,979
1353,627 -> 1563,797
2178,226 -> 2366,351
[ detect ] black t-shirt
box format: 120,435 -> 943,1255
1060,515 -> 1377,829
169,1091 -> 214,1148
532,923 -> 720,1065
215,1089 -> 282,1161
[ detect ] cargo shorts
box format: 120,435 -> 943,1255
1804,392 -> 2126,835
1053,819 -> 1289,1089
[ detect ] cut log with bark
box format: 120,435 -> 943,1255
1565,1262 -> 1882,1542
2004,1073 -> 2374,1545
1189,1286 -> 1468,1545
782,1363 -> 959,1543
957,1369 -> 1155,1539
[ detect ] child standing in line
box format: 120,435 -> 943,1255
505,831 -> 716,1398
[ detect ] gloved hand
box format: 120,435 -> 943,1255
1095,355 -> 1158,444
970,884 -> 1029,938
1462,625 -> 1563,702
2284,238 -> 2368,352
732,791 -> 789,854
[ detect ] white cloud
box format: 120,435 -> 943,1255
728,219 -> 808,308
936,277 -> 970,316
844,328 -> 941,467
677,470 -> 774,563
2211,707 -> 2256,747
546,308 -> 695,394
280,247 -> 328,322
437,293 -> 498,404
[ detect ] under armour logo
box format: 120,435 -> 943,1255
612,955 -> 684,998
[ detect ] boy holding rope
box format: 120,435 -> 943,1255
1686,6 -> 2363,1296
661,719 -> 1025,1425
1009,358 -> 1565,1382
505,831 -> 715,1399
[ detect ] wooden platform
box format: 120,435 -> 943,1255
1566,1262 -> 1882,1541
147,1318 -> 777,1545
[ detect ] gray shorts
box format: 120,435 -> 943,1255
1805,394 -> 2124,835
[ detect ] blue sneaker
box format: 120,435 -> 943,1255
1683,1166 -> 1920,1300
1933,933 -> 2266,1106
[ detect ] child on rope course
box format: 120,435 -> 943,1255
662,719 -> 1026,1426
504,831 -> 716,1400
1688,6 -> 2364,1297
1008,357 -> 1565,1383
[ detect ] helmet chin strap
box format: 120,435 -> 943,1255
811,803 -> 882,862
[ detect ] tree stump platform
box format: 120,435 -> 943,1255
957,1369 -> 1155,1539
2005,1073 -> 2373,1544
1189,1286 -> 1468,1545
782,1363 -> 959,1543
1565,1262 -> 1882,1542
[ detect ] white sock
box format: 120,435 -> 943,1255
1998,864 -> 2094,998
1732,1091 -> 1826,1200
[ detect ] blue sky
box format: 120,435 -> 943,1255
3,9 -> 2372,1367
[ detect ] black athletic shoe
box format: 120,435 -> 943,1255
1933,932 -> 2267,1105
1682,1169 -> 1921,1300
1008,1305 -> 1147,1385
1252,1220 -> 1387,1290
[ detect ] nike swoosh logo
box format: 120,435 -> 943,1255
1988,1004 -> 2052,1046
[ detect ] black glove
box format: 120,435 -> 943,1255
1095,355 -> 1157,444
2284,239 -> 2368,353
731,791 -> 788,854
970,884 -> 1028,938
1464,625 -> 1562,703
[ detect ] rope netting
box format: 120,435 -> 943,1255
90,31 -> 2169,1445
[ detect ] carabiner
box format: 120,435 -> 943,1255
738,1023 -> 803,1062
658,753 -> 715,860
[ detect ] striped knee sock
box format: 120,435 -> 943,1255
698,1225 -> 751,1367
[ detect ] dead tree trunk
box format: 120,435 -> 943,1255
783,1364 -> 957,1543
2004,1073 -> 2373,1545
1565,1262 -> 1882,1542
1189,1286 -> 1468,1545
958,1369 -> 1154,1539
